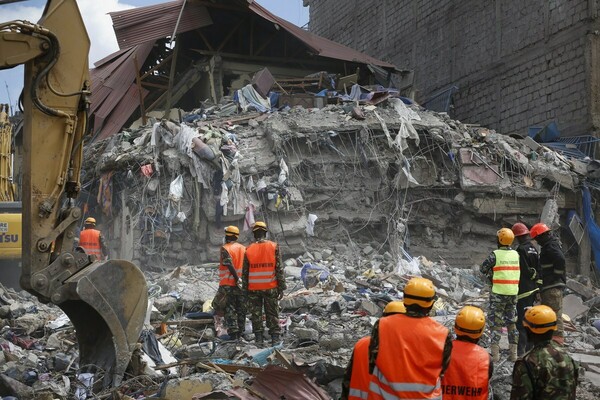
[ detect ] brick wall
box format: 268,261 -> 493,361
308,0 -> 593,136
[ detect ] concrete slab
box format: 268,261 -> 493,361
563,294 -> 590,320
566,279 -> 596,300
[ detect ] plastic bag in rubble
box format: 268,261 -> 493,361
74,373 -> 94,400
306,213 -> 318,236
301,263 -> 330,289
396,257 -> 421,276
279,158 -> 289,185
169,174 -> 184,202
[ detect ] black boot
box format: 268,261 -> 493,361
271,333 -> 281,346
255,332 -> 264,346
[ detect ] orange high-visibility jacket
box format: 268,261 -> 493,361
79,228 -> 102,258
441,340 -> 490,400
245,240 -> 278,290
369,313 -> 448,400
219,242 -> 245,286
349,336 -> 371,400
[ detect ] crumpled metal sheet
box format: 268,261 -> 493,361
250,365 -> 331,400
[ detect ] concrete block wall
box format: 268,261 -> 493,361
308,0 -> 594,137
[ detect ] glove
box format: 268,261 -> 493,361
236,278 -> 243,290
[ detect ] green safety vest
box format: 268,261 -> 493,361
492,249 -> 520,295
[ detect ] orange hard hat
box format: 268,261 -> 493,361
530,223 -> 550,239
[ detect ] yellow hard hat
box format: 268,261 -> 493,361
253,221 -> 267,232
455,306 -> 485,339
85,217 -> 96,225
225,226 -> 240,237
523,305 -> 557,334
497,228 -> 515,246
403,277 -> 436,308
383,301 -> 406,316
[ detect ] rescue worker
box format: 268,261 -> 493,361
511,222 -> 541,356
217,226 -> 246,340
510,305 -> 578,399
368,278 -> 452,399
441,306 -> 492,400
242,221 -> 285,346
78,217 -> 108,260
341,302 -> 406,400
480,228 -> 521,362
530,222 -> 566,342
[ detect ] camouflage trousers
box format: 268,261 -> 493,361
247,288 -> 280,335
488,292 -> 519,345
541,287 -> 564,337
220,285 -> 246,335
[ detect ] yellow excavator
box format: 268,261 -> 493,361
0,0 -> 147,389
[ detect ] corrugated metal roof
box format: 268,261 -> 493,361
109,0 -> 213,49
247,1 -> 395,69
96,83 -> 149,141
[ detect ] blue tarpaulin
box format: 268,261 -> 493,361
582,186 -> 600,274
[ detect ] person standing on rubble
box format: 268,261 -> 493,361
341,301 -> 406,400
242,221 -> 285,346
218,226 -> 246,340
510,305 -> 578,399
78,217 -> 108,260
511,222 -> 541,356
480,228 -> 521,362
441,306 -> 492,400
530,222 -> 566,343
367,278 -> 452,399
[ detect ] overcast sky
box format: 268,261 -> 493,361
0,0 -> 309,113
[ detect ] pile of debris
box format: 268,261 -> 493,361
1,242 -> 600,399
82,94 -> 598,277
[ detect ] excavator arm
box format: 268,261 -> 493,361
0,0 -> 147,389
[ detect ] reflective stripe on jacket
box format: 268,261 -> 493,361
441,340 -> 489,400
492,249 -> 520,295
245,240 -> 278,290
219,242 -> 245,287
79,228 -> 102,258
349,336 -> 371,400
368,313 -> 447,399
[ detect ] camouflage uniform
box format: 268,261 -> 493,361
219,246 -> 246,336
510,340 -> 578,399
540,288 -> 564,337
488,292 -> 519,345
481,247 -> 519,346
242,241 -> 285,336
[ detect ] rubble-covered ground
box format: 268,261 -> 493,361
2,97 -> 600,399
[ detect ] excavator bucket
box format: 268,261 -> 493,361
57,259 -> 148,388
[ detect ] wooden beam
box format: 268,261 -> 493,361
133,54 -> 146,125
140,54 -> 173,81
195,29 -> 214,51
164,40 -> 181,116
254,30 -> 279,56
190,49 -> 340,68
217,16 -> 247,52
141,81 -> 170,90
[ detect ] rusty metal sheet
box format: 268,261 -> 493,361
96,83 -> 149,142
251,365 -> 330,400
109,0 -> 213,49
247,0 -> 396,69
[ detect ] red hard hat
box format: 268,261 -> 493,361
511,222 -> 529,237
530,223 -> 550,239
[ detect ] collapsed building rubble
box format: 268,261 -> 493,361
1,93 -> 599,398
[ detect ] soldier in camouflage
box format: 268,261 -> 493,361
480,228 -> 521,362
217,226 -> 246,340
510,305 -> 578,399
242,221 -> 285,346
